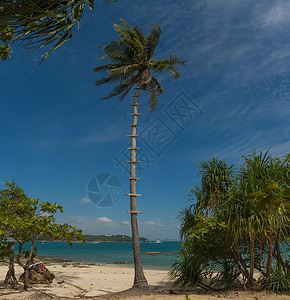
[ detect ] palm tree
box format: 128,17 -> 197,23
197,157 -> 233,216
224,151 -> 288,285
225,191 -> 264,285
244,152 -> 290,277
93,19 -> 185,288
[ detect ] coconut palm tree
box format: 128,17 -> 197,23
93,19 -> 185,288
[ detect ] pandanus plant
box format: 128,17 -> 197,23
93,19 -> 185,288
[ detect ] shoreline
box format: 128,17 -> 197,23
0,258 -> 289,299
27,240 -> 180,271
34,255 -> 173,271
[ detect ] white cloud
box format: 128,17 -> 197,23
81,197 -> 91,204
262,2 -> 290,26
98,217 -> 114,223
55,215 -> 180,240
141,221 -> 156,226
40,212 -> 50,217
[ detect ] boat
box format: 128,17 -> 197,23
156,240 -> 162,243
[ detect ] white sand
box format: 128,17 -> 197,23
0,263 -> 289,300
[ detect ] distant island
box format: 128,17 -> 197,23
83,234 -> 147,242
35,234 -> 147,243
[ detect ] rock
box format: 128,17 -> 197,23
142,252 -> 175,256
36,256 -> 73,265
57,280 -> 65,284
19,263 -> 55,284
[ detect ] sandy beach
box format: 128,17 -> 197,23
0,260 -> 289,300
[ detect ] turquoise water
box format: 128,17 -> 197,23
33,241 -> 181,270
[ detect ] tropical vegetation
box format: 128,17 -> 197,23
171,151 -> 290,293
93,18 -> 185,288
0,180 -> 84,290
0,0 -> 117,64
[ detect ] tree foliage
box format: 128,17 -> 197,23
0,180 -> 84,290
0,234 -> 12,260
93,18 -> 185,112
0,0 -> 117,65
172,151 -> 290,293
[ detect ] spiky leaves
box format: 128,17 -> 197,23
93,19 -> 185,112
0,0 -> 117,66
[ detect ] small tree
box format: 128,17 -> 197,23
0,179 -> 27,287
0,180 -> 84,290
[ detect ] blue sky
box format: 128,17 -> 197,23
0,0 -> 289,240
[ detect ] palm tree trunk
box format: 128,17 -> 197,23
266,232 -> 273,276
248,234 -> 255,286
127,81 -> 148,288
275,240 -> 282,269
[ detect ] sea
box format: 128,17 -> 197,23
33,241 -> 181,270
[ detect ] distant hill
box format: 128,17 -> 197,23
83,235 -> 147,242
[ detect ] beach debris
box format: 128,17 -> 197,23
57,280 -> 65,284
19,262 -> 55,284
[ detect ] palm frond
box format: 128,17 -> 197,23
93,62 -> 129,73
100,82 -> 132,100
133,25 -> 145,46
108,63 -> 139,78
93,63 -> 138,76
93,19 -> 185,109
0,0 -> 101,66
151,76 -> 164,96
94,72 -> 132,86
94,76 -> 115,86
144,24 -> 161,60
101,42 -> 132,63
151,55 -> 186,79
142,76 -> 164,112
99,73 -> 142,101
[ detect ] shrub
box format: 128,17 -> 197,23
259,265 -> 290,294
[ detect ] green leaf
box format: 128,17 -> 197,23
93,19 -> 185,109
249,191 -> 267,199
264,183 -> 278,193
